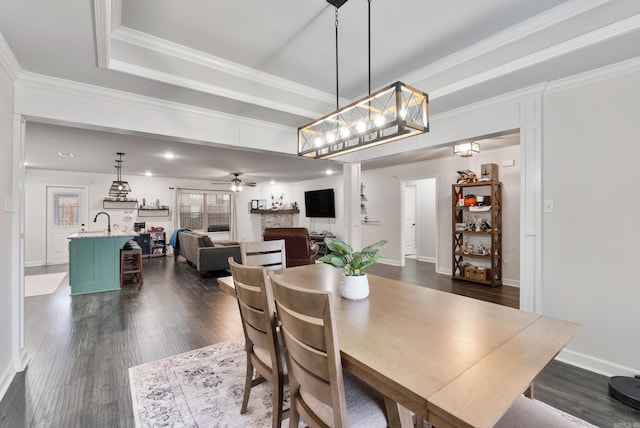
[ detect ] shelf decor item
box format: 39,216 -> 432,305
318,237 -> 387,300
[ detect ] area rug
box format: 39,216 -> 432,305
24,272 -> 67,297
129,338 -> 301,428
129,339 -> 597,428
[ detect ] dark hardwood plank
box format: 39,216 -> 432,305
1,257 -> 638,427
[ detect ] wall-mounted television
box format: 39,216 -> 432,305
304,188 -> 336,218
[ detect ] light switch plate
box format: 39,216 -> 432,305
544,199 -> 554,213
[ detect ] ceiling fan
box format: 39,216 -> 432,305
211,172 -> 257,192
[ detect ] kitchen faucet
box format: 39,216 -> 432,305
93,211 -> 111,233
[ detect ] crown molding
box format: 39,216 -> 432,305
113,27 -> 339,106
430,13 -> 640,100
546,55 -> 640,94
434,83 -> 547,125
0,31 -> 22,80
109,58 -> 326,119
16,71 -> 295,133
402,0 -> 610,87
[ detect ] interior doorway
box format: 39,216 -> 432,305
402,178 -> 437,264
403,185 -> 417,258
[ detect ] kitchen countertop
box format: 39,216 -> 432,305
68,231 -> 138,239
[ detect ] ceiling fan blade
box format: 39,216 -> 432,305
245,182 -> 258,187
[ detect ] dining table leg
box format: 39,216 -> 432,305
384,397 -> 414,428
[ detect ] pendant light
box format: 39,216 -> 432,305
107,152 -> 133,200
298,0 -> 429,159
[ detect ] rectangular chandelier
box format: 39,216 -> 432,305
453,141 -> 480,157
298,81 -> 429,159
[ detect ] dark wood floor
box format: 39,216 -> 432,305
0,257 -> 637,427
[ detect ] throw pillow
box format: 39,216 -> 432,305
199,235 -> 215,247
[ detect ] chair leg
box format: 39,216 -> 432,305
289,380 -> 301,428
241,353 -> 254,414
272,374 -> 284,428
137,253 -> 143,284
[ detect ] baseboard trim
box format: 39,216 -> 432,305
0,363 -> 15,404
377,258 -> 401,267
24,261 -> 43,267
556,348 -> 639,378
16,348 -> 29,372
417,256 -> 436,263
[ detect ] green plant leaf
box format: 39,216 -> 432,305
323,237 -> 352,255
318,238 -> 386,276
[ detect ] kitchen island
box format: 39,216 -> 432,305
67,231 -> 137,295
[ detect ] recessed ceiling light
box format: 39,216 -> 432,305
326,169 -> 333,175
270,180 -> 275,184
23,161 -> 29,166
145,171 -> 152,177
58,152 -> 74,158
164,152 -> 175,159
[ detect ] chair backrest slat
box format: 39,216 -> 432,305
241,240 -> 287,270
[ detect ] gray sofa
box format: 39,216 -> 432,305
175,230 -> 241,275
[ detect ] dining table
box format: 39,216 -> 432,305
218,263 -> 580,428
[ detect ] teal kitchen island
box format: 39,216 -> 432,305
68,231 -> 137,295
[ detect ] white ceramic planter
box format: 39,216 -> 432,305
340,273 -> 369,300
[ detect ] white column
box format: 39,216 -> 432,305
342,163 -> 361,250
519,95 -> 543,313
12,114 -> 27,371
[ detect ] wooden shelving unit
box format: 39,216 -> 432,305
451,181 -> 502,287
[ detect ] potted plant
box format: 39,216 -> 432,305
318,237 -> 387,300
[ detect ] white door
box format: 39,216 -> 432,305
46,187 -> 87,264
404,185 -> 417,257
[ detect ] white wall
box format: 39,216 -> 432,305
543,70 -> 640,375
0,45 -> 15,401
362,146 -> 521,283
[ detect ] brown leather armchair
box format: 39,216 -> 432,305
263,227 -> 319,267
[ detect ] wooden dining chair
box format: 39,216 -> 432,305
268,271 -> 388,428
228,257 -> 288,428
240,239 -> 286,270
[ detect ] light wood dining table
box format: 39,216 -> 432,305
218,263 -> 579,428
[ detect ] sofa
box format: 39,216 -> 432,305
263,227 -> 319,267
175,230 -> 241,275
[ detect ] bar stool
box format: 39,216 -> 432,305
121,240 -> 143,285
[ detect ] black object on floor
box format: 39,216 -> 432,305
609,375 -> 640,410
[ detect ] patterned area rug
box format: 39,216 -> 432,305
129,339 -> 597,428
129,338 -> 300,428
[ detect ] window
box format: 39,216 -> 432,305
54,193 -> 79,226
178,190 -> 232,233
